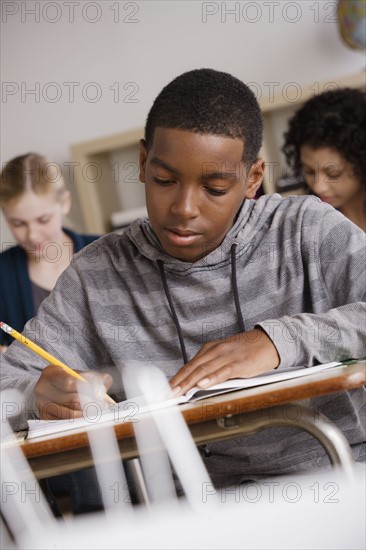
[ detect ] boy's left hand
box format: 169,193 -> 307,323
170,327 -> 280,396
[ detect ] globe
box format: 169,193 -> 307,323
338,0 -> 366,50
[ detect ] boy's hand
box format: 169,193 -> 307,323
34,365 -> 113,420
170,327 -> 280,396
0,345 -> 8,353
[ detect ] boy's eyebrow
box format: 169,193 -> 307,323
201,171 -> 238,182
150,157 -> 179,174
150,157 -> 240,181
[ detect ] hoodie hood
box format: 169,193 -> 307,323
125,195 -> 282,272
123,196 -> 280,363
123,193 -> 306,364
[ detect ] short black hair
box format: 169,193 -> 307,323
145,68 -> 263,167
283,87 -> 366,188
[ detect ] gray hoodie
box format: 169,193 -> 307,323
1,194 -> 365,486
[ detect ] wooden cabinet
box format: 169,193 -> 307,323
71,71 -> 365,234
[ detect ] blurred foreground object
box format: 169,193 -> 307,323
1,368 -> 365,549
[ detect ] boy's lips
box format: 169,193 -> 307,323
164,227 -> 202,246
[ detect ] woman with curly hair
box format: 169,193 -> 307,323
283,87 -> 366,231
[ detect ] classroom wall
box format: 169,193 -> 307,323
1,0 -> 365,243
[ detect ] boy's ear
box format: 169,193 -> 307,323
245,159 -> 265,199
61,190 -> 72,215
139,139 -> 147,183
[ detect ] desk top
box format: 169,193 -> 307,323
20,361 -> 365,462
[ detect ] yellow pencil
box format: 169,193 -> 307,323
0,321 -> 115,404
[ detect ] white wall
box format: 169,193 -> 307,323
1,0 -> 365,242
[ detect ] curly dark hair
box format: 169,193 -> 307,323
145,68 -> 263,167
283,87 -> 366,188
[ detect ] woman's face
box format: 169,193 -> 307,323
2,190 -> 70,254
300,145 -> 363,210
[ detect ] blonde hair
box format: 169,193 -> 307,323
0,153 -> 66,206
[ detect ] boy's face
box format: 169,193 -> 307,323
140,128 -> 264,262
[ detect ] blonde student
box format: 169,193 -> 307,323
0,153 -> 100,349
1,71 -> 365,488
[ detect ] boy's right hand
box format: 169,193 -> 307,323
34,365 -> 113,420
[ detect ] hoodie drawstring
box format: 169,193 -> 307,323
230,242 -> 245,333
157,259 -> 189,364
157,243 -> 245,364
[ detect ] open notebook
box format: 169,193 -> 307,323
26,361 -> 342,440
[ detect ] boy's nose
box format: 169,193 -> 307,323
170,186 -> 200,219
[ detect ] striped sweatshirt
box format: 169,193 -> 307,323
1,194 -> 365,486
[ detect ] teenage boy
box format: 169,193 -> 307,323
2,69 -> 365,487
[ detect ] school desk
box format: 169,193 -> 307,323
15,361 -> 365,482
